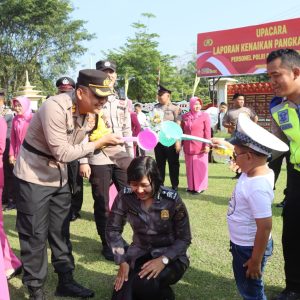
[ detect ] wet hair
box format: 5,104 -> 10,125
232,93 -> 244,101
127,156 -> 162,196
267,49 -> 300,69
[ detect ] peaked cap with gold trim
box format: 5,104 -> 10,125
77,69 -> 113,97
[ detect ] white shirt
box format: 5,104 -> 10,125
136,111 -> 149,128
227,171 -> 274,246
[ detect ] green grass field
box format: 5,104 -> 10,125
4,159 -> 287,299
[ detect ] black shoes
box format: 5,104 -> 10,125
186,189 -> 204,195
70,211 -> 81,222
55,272 -> 94,298
101,245 -> 114,261
271,290 -> 300,300
28,287 -> 46,300
3,200 -> 16,211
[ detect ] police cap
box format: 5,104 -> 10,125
56,77 -> 75,92
95,60 -> 116,72
157,85 -> 172,95
77,69 -> 114,97
229,113 -> 289,155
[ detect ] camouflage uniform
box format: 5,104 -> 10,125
106,186 -> 191,268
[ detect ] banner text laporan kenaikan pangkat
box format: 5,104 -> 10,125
197,18 -> 300,77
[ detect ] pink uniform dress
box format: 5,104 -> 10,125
9,96 -> 32,160
181,98 -> 211,193
0,117 -> 13,299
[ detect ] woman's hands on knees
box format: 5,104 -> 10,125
114,262 -> 130,291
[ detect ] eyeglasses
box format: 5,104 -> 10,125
232,151 -> 249,160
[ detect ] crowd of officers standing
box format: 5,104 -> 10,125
0,48 -> 300,300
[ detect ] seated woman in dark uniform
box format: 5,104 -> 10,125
106,156 -> 191,300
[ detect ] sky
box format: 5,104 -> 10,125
69,0 -> 300,76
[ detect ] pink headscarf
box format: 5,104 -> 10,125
189,96 -> 203,117
182,97 -> 203,130
12,96 -> 32,121
12,96 -> 32,136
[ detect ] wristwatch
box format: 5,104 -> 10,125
161,256 -> 169,265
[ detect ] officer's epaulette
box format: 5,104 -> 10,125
123,186 -> 133,194
159,187 -> 178,200
269,96 -> 284,111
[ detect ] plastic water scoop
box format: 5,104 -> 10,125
122,128 -> 158,151
158,121 -> 212,147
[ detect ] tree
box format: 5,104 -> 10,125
105,13 -> 179,102
0,0 -> 94,97
177,57 -> 211,103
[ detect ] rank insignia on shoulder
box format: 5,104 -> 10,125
123,187 -> 133,194
161,209 -> 169,220
161,188 -> 177,200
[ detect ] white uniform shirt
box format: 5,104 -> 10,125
227,171 -> 274,246
136,111 -> 149,128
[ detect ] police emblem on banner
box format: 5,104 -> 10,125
278,109 -> 289,124
161,209 -> 169,220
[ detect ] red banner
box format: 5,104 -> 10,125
197,18 -> 300,77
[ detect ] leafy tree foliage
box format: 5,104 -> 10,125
105,14 -> 213,103
0,0 -> 94,97
105,14 -> 182,102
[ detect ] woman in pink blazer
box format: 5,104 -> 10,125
181,97 -> 211,194
1,116 -> 22,299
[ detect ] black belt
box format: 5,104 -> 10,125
22,140 -> 63,187
23,140 -> 55,159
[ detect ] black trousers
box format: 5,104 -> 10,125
67,160 -> 83,214
16,179 -> 74,288
282,166 -> 300,292
154,142 -> 180,189
89,164 -> 127,245
112,254 -> 187,300
2,139 -> 16,204
269,151 -> 292,187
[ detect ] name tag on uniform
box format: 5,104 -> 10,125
128,209 -> 138,216
280,123 -> 293,130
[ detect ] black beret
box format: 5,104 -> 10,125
157,85 -> 172,95
77,69 -> 114,97
56,77 -> 75,92
95,60 -> 116,72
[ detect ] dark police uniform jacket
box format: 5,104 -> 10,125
106,186 -> 192,268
